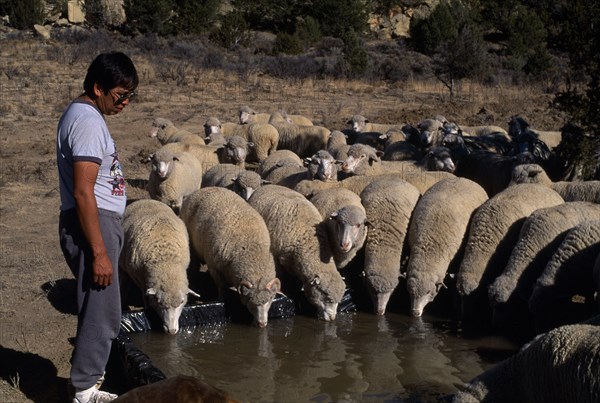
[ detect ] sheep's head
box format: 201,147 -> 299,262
422,146 -> 455,173
305,150 -> 339,182
151,152 -> 178,179
329,205 -> 367,253
231,278 -> 281,328
238,105 -> 256,124
347,114 -> 367,132
341,144 -> 382,174
145,286 -> 200,335
150,118 -> 176,143
303,271 -> 345,321
224,135 -> 252,165
232,171 -> 264,200
406,275 -> 446,317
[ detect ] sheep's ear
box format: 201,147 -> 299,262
303,157 -> 313,167
364,220 -> 372,228
188,288 -> 201,298
261,179 -> 272,185
146,288 -> 156,296
266,278 -> 281,293
310,276 -> 321,286
399,272 -> 406,279
329,211 -> 339,220
172,156 -> 180,161
335,160 -> 344,165
378,133 -> 388,140
247,142 -> 255,148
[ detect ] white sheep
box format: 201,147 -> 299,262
120,199 -> 200,334
327,130 -> 351,161
359,177 -> 421,315
240,106 -> 313,126
309,187 -> 367,270
346,114 -> 403,135
232,170 -> 266,200
248,185 -> 346,320
268,111 -> 330,158
149,117 -> 205,145
510,163 -> 600,203
406,177 -> 488,317
204,116 -> 279,162
219,135 -> 253,169
201,163 -> 245,189
180,187 -> 281,327
152,142 -> 222,176
528,219 -> 600,333
456,184 -> 564,322
453,323 -> 600,403
263,150 -> 339,189
417,118 -> 445,147
202,164 -> 267,200
257,149 -> 303,178
488,201 -> 600,329
148,148 -> 203,213
294,171 -> 441,199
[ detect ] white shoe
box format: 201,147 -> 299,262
73,385 -> 118,403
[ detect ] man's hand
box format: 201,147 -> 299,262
92,248 -> 113,286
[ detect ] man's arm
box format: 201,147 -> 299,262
73,160 -> 114,286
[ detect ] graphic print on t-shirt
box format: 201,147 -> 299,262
108,151 -> 126,196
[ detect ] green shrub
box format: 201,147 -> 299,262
273,32 -> 303,55
123,0 -> 174,35
170,0 -> 220,35
295,16 -> 321,48
340,30 -> 368,77
210,10 -> 251,49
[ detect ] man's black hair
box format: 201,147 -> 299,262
83,52 -> 138,98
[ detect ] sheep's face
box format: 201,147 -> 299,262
424,147 -> 455,172
151,155 -> 175,178
239,110 -> 253,124
236,278 -> 280,328
347,115 -> 367,132
306,151 -> 338,181
304,275 -> 343,321
330,206 -> 367,253
146,288 -> 187,335
406,276 -> 443,317
225,141 -> 249,164
342,145 -> 380,174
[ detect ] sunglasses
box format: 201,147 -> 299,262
112,90 -> 137,105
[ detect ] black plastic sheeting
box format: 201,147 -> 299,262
113,289 -> 357,390
112,333 -> 167,387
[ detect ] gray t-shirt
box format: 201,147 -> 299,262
57,100 -> 127,215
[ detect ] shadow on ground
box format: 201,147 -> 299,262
0,346 -> 68,402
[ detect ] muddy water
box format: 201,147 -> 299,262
130,311 -> 518,403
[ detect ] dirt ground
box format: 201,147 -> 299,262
0,32 -> 566,402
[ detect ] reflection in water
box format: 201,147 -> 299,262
131,312 -> 517,403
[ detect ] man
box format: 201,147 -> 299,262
57,52 -> 138,403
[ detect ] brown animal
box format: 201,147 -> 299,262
112,375 -> 241,403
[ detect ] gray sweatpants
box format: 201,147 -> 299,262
59,208 -> 123,390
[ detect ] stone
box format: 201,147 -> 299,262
33,24 -> 51,40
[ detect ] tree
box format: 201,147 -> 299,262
306,0 -> 369,38
170,0 -> 220,34
551,0 -> 600,133
0,0 -> 44,29
123,0 -> 174,35
210,10 -> 251,49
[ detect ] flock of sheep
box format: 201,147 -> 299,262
119,106 -> 600,402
